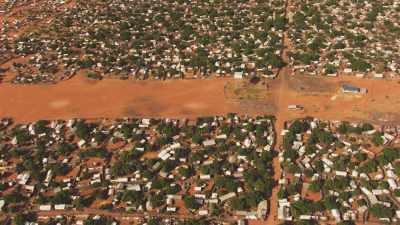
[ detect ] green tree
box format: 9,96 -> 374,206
372,132 -> 384,146
177,167 -> 193,178
308,180 -> 322,193
51,190 -> 72,204
369,204 -> 395,218
183,196 -> 200,210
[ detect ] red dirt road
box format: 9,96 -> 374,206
0,76 -> 238,122
1,73 -> 400,125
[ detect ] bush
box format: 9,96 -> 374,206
150,193 -> 165,208
289,120 -> 309,134
192,134 -> 203,144
361,123 -> 374,131
278,188 -> 288,199
75,121 -> 91,139
369,204 -> 395,218
371,132 -> 384,146
51,190 -> 72,204
183,195 -> 200,210
177,167 -> 193,178
394,189 -> 400,197
283,131 -> 296,151
13,129 -> 31,145
4,191 -> 26,204
56,142 -> 76,156
308,180 -> 322,193
99,203 -> 113,210
80,148 -> 109,158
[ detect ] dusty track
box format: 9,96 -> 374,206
2,73 -> 400,124
0,76 -> 239,122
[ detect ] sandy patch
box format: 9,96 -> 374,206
49,100 -> 70,108
183,103 -> 206,110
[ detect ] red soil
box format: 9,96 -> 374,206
0,76 -> 239,122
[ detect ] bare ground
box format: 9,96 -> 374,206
1,71 -> 400,124
0,76 -> 240,122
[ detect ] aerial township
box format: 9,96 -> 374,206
1,0 -> 400,83
280,118 -> 400,224
1,0 -> 400,225
0,115 -> 276,225
288,0 -> 400,78
1,0 -> 286,84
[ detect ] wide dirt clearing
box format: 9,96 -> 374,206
0,76 -> 240,122
1,73 -> 400,125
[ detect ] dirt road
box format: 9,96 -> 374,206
0,76 -> 239,122
2,73 -> 400,124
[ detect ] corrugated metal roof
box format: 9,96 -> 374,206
342,84 -> 360,92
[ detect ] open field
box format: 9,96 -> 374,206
0,76 -> 238,122
277,73 -> 400,125
1,73 -> 400,125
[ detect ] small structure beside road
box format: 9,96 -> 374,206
341,84 -> 367,94
288,105 -> 304,111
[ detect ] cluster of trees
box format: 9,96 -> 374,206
80,147 -> 110,158
230,192 -> 265,211
290,199 -> 325,217
86,71 -> 103,80
56,142 -> 76,156
36,190 -> 72,205
369,204 -> 395,219
12,213 -> 37,225
83,217 -> 118,225
4,190 -> 27,205
308,128 -> 335,145
146,217 -> 214,225
111,156 -> 141,177
12,128 -> 32,145
337,122 -> 374,134
74,121 -> 96,140
372,132 -> 384,146
282,118 -> 400,222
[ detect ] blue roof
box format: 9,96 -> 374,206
342,84 -> 360,92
